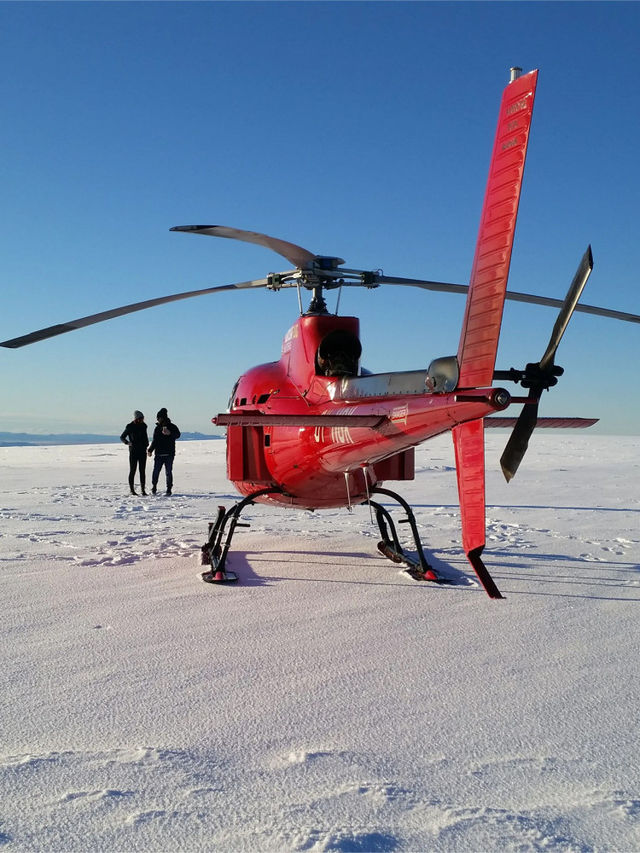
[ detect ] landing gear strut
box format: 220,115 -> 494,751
200,487 -> 284,583
365,486 -> 441,582
200,485 -> 446,585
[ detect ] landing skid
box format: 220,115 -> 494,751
367,487 -> 448,584
199,485 -> 456,587
200,488 -> 284,583
201,568 -> 239,584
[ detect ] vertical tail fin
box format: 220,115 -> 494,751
452,419 -> 503,599
452,70 -> 537,599
457,69 -> 538,389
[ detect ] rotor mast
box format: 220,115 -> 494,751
299,256 -> 346,315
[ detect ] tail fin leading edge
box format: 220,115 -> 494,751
457,69 -> 538,389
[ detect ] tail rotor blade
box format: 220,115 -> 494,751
500,246 -> 594,482
540,245 -> 593,371
499,395 -> 539,482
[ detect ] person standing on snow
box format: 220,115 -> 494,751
147,407 -> 181,495
120,410 -> 149,495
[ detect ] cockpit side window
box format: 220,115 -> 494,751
227,379 -> 240,410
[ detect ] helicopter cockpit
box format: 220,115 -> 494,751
315,329 -> 362,377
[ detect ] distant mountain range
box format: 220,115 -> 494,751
0,432 -> 223,447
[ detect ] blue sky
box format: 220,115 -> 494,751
1,1 -> 638,435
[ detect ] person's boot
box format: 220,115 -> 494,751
151,484 -> 157,494
130,488 -> 138,495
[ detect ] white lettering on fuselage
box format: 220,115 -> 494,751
281,324 -> 299,354
390,404 -> 409,425
331,424 -> 354,445
313,407 -> 359,445
331,406 -> 358,445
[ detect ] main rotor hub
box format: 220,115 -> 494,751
299,257 -> 347,314
306,256 -> 345,272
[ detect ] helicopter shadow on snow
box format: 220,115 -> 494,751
235,534 -> 639,598
220,548 -> 394,589
190,496 -> 638,594
221,544 -> 474,591
486,550 -> 640,602
490,504 -> 640,515
205,542 -> 640,600
407,502 -> 640,515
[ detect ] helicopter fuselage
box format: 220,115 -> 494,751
219,313 -> 510,509
3,68 -> 615,597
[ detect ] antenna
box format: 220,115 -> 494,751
510,66 -> 523,82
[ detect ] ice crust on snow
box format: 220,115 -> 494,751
1,434 -> 639,851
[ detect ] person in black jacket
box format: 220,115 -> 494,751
120,410 -> 149,495
147,407 -> 181,496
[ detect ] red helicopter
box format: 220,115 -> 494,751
3,68 -> 639,597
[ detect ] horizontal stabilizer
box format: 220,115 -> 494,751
214,413 -> 386,428
485,417 -> 598,429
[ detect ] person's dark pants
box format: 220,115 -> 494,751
128,448 -> 147,490
152,454 -> 175,491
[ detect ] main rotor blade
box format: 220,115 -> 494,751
375,270 -> 640,325
171,224 -> 317,269
374,273 -> 469,296
504,290 -> 639,324
540,245 -> 593,371
0,277 -> 270,348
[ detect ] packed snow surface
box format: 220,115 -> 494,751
1,434 -> 639,852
